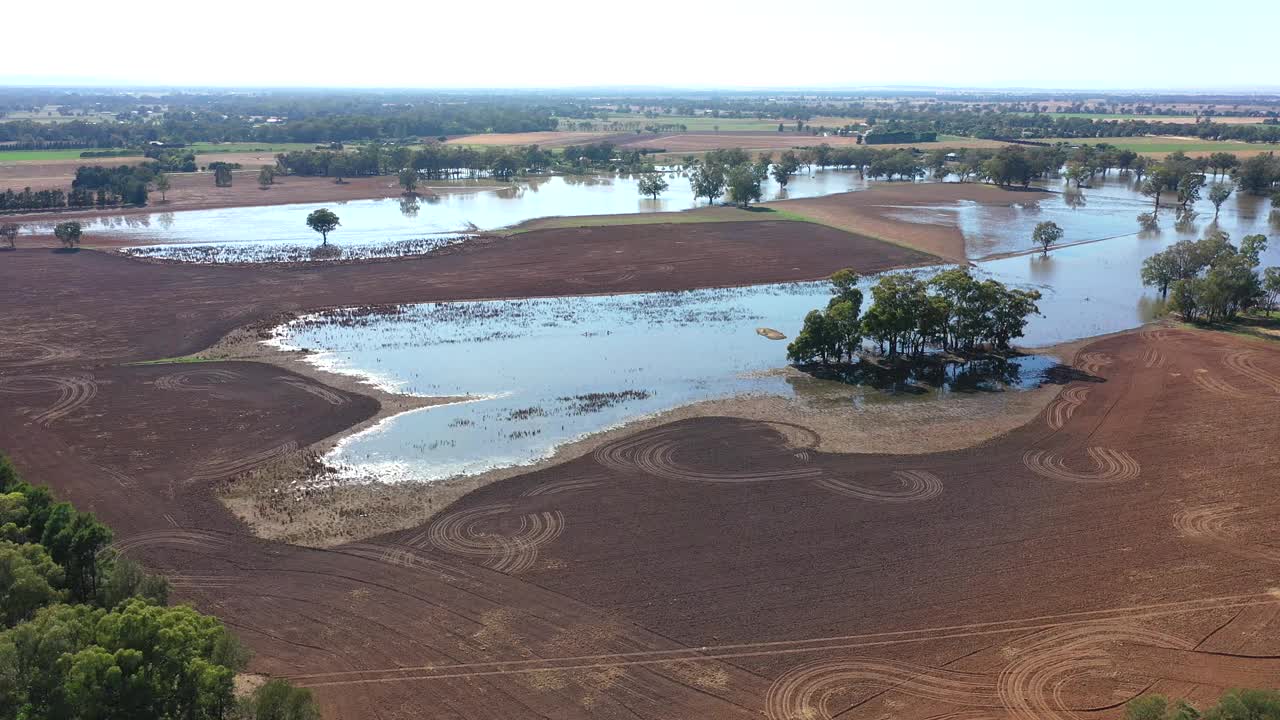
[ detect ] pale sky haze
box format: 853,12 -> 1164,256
7,0 -> 1277,90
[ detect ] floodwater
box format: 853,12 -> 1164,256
271,282 -> 1057,484
264,171 -> 1280,485
49,170 -> 874,261
889,173 -> 1275,259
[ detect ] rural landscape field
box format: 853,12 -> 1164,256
4,3 -> 1280,719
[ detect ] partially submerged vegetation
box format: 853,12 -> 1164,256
787,268 -> 1042,365
1141,229 -> 1273,323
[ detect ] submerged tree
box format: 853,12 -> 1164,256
1208,181 -> 1234,221
305,208 -> 341,246
688,162 -> 726,205
1032,221 -> 1064,255
637,172 -> 669,200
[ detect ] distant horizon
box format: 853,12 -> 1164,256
5,81 -> 1280,96
7,0 -> 1277,92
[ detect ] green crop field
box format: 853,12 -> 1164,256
595,114 -> 793,132
0,149 -> 104,162
189,142 -> 316,154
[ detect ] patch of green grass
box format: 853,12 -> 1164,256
189,142 -> 315,154
596,114 -> 797,133
0,149 -> 101,162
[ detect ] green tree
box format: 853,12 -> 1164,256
258,166 -> 276,190
305,208 -> 340,246
0,223 -> 17,250
244,679 -> 321,720
689,163 -> 726,205
1240,233 -> 1268,265
1032,221 -> 1064,255
725,164 -> 763,208
1262,266 -> 1280,315
637,172 -> 668,200
398,168 -> 419,194
213,165 -> 233,188
0,542 -> 64,627
771,151 -> 800,189
786,310 -> 838,364
1208,182 -> 1233,221
153,173 -> 171,202
53,221 -> 81,250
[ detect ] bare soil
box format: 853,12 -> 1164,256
768,182 -> 1052,263
0,222 -> 933,367
4,223 -> 1280,720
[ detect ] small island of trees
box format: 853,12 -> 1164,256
787,268 -> 1042,367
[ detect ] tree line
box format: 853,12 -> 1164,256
849,107 -> 1280,144
0,165 -> 155,212
787,268 -> 1042,364
0,453 -> 318,720
276,142 -> 664,182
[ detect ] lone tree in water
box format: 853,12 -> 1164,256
1209,182 -> 1234,221
306,208 -> 340,245
638,172 -> 668,200
53,221 -> 82,249
1032,221 -> 1063,255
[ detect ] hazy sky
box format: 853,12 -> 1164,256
7,0 -> 1277,90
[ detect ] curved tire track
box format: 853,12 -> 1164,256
0,374 -> 98,425
765,657 -> 997,720
413,504 -> 565,574
814,470 -> 943,503
594,427 -> 821,484
1022,447 -> 1140,484
1045,386 -> 1090,431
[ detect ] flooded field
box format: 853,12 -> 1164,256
271,280 -> 1061,484
270,173 -> 1280,484
54,170 -> 873,262
885,174 -> 1276,259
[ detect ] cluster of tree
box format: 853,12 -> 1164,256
1125,688 -> 1280,720
0,453 -> 319,720
1141,229 -> 1275,322
0,164 -> 157,212
787,268 -> 1042,363
143,147 -> 198,173
862,126 -> 938,144
686,148 -> 773,207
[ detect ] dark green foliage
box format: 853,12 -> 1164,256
788,268 -> 1041,363
1143,230 -> 1274,322
53,221 -> 82,249
0,452 -> 317,720
1126,689 -> 1280,720
243,679 -> 320,720
637,172 -> 668,200
305,208 -> 340,245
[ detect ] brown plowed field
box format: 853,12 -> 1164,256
0,222 -> 932,367
3,230 -> 1280,718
